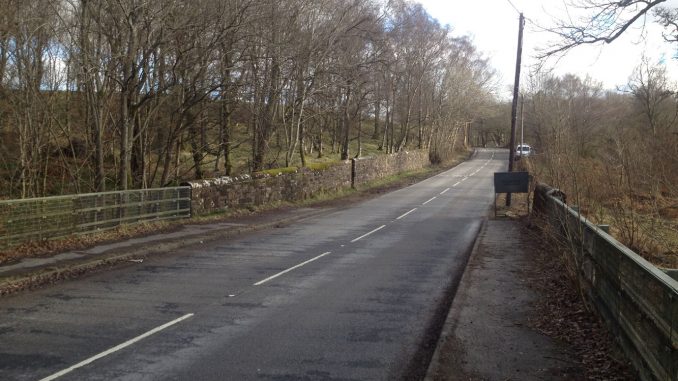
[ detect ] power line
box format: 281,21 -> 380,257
505,0 -> 538,26
506,0 -> 521,15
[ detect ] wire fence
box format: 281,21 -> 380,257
534,183 -> 677,381
0,187 -> 191,249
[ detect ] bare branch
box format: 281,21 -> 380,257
539,0 -> 667,59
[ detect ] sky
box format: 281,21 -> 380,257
417,0 -> 678,98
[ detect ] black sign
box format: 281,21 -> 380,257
494,172 -> 529,193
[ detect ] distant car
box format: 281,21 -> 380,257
516,144 -> 532,158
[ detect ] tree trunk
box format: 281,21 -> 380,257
118,92 -> 131,190
355,110 -> 362,158
131,105 -> 145,188
94,113 -> 104,191
221,99 -> 233,175
417,96 -> 423,149
317,118 -> 324,159
372,84 -> 381,139
253,57 -> 280,171
159,128 -> 176,186
186,111 -> 204,179
379,91 -> 389,151
297,82 -> 308,167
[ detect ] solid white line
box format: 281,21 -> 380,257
39,313 -> 194,381
423,196 -> 437,205
440,188 -> 450,195
254,251 -> 332,286
396,208 -> 417,220
350,225 -> 386,243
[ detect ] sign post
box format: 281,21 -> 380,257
494,171 -> 530,216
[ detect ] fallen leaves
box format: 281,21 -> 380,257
522,219 -> 636,381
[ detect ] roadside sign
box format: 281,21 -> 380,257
494,172 -> 529,194
493,171 -> 530,217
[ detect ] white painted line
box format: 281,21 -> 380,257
396,208 -> 417,220
350,225 -> 386,243
254,251 -> 332,286
39,313 -> 194,381
440,188 -> 450,195
453,182 -> 461,187
422,196 -> 437,205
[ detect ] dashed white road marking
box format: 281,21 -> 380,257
396,208 -> 418,220
39,313 -> 195,381
254,251 -> 332,286
350,225 -> 386,243
40,149 -> 504,381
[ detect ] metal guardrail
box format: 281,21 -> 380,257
534,184 -> 678,381
0,187 -> 191,249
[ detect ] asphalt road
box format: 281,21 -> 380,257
0,148 -> 507,381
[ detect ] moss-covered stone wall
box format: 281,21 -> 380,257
186,150 -> 431,216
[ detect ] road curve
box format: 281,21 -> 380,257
0,148 -> 507,381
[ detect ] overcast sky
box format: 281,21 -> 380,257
417,0 -> 678,97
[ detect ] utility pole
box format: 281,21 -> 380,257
506,12 -> 524,207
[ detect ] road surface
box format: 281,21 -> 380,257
0,148 -> 506,381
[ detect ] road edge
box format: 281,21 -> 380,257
422,217 -> 488,381
0,208 -> 330,296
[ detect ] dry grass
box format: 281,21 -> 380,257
0,220 -> 177,266
523,219 -> 636,380
525,156 -> 678,268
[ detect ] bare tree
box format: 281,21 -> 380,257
0,0 -> 498,197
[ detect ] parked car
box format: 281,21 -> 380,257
516,144 -> 532,158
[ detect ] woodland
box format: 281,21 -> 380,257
523,0 -> 678,265
1,0 -> 676,262
0,0 -> 499,199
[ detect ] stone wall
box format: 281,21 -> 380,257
352,150 -> 430,187
186,161 -> 352,215
186,150 -> 431,216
